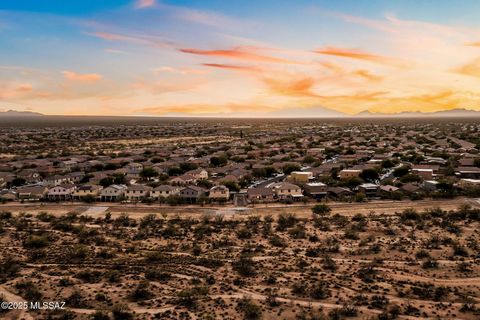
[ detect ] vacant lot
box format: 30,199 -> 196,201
0,203 -> 479,319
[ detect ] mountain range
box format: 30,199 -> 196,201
1,108 -> 480,118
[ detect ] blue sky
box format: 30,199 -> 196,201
1,1 -> 480,116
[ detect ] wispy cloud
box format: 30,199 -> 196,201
179,47 -> 298,64
455,58 -> 480,78
62,71 -> 103,82
202,63 -> 261,72
314,47 -> 408,67
135,0 -> 156,9
0,82 -> 33,99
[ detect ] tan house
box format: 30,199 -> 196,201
247,187 -> 275,202
339,169 -> 361,180
412,168 -> 433,180
151,185 -> 180,199
17,186 -> 49,200
170,174 -> 196,185
186,168 -> 208,180
269,182 -> 303,200
125,184 -> 152,201
72,185 -> 103,200
48,184 -> 76,201
288,171 -> 312,183
209,185 -> 230,200
100,184 -> 127,201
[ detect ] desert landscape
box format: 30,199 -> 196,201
0,201 -> 479,319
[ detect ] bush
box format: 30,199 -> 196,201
237,296 -> 262,320
233,254 -> 256,277
312,204 -> 331,216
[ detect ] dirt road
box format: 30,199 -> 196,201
0,198 -> 469,219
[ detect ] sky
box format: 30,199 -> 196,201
1,0 -> 480,117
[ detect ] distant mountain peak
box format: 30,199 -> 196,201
0,109 -> 44,116
355,108 -> 480,117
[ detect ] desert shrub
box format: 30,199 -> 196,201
112,304 -> 133,320
128,281 -> 153,301
15,281 -> 42,300
237,296 -> 262,320
233,254 -> 256,277
23,234 -> 50,248
309,281 -> 331,300
276,213 -> 297,231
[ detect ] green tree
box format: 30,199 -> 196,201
360,168 -> 379,182
140,167 -> 158,180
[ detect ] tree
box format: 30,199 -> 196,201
393,166 -> 409,177
10,177 -> 26,187
381,159 -> 395,168
360,168 -> 379,182
311,204 -> 331,216
222,180 -> 240,192
210,155 -> 228,167
140,167 -> 158,180
282,163 -> 301,175
99,177 -> 114,187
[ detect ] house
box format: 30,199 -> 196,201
269,182 -> 303,200
455,167 -> 480,179
304,182 -> 328,199
339,169 -> 361,180
288,171 -> 313,183
72,185 -> 103,200
126,162 -> 143,179
422,180 -> 439,192
125,185 -> 152,201
186,168 -> 208,180
44,175 -> 69,187
99,184 -> 127,201
412,168 -> 434,180
170,174 -> 196,185
127,162 -> 143,174
457,178 -> 480,189
66,172 -> 84,184
0,190 -> 17,201
16,169 -> 41,183
401,183 -> 421,194
247,187 -> 275,202
151,185 -> 180,199
327,187 -> 353,199
48,184 -> 76,201
358,183 -> 379,197
17,186 -> 48,201
378,185 -> 399,197
179,186 -> 207,202
209,185 -> 230,200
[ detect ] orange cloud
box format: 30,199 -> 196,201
138,103 -> 278,115
179,47 -> 297,64
314,47 -> 407,67
456,58 -> 480,78
91,32 -> 132,41
0,83 -> 33,99
466,42 -> 480,47
62,71 -> 103,82
136,0 -> 156,8
352,69 -> 383,81
263,76 -> 320,97
202,63 -> 261,72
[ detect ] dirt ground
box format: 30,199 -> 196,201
0,200 -> 478,319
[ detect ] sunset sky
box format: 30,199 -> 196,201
2,0 -> 480,116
